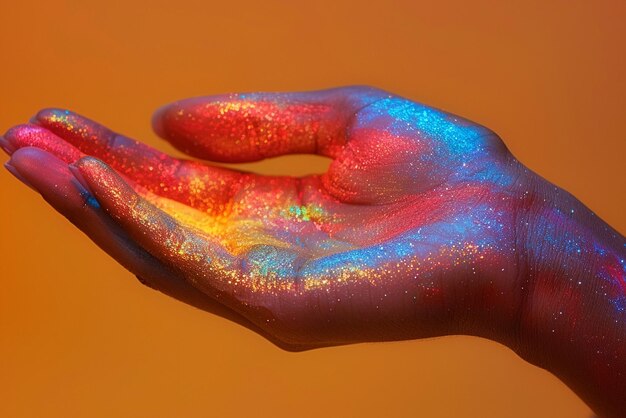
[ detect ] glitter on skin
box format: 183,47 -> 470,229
3,88 -> 621,311
2,86 -> 624,418
0,90 -> 513,300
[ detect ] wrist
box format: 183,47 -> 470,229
515,170 -> 626,417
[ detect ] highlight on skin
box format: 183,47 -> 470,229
0,86 -> 623,417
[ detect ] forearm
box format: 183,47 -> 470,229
518,171 -> 626,418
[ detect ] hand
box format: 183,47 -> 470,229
1,86 -> 624,417
1,86 -> 522,345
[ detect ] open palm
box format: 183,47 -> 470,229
1,86 -> 526,349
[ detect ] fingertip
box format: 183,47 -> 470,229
151,103 -> 171,138
8,147 -> 71,188
7,147 -> 95,209
72,155 -> 109,186
4,160 -> 36,191
33,108 -> 97,141
10,146 -> 60,166
72,154 -> 111,186
151,100 -> 194,140
73,154 -> 104,169
72,155 -> 117,184
32,107 -> 67,124
72,155 -> 138,214
0,135 -> 14,155
2,123 -> 83,162
3,124 -> 37,153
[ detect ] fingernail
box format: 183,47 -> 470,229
31,108 -> 57,123
151,104 -> 170,138
68,164 -> 101,208
4,161 -> 36,191
0,136 -> 16,155
68,164 -> 93,193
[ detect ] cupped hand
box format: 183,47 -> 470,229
1,86 -> 529,349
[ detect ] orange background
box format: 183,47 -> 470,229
1,1 -> 624,417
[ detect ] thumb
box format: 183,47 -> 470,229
151,86 -> 387,163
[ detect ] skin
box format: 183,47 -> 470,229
1,86 -> 624,417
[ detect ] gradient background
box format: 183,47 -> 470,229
1,1 -> 624,417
